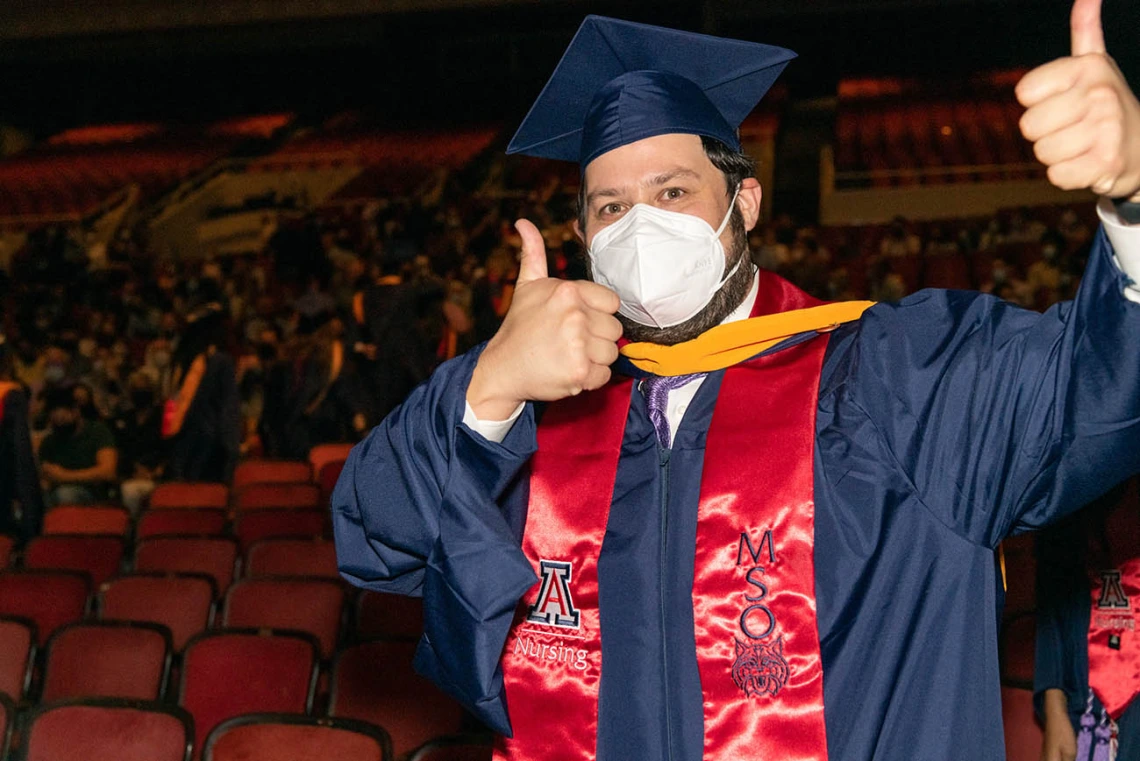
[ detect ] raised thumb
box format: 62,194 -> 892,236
515,218 -> 549,284
1070,0 -> 1106,56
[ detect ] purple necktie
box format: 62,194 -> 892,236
642,373 -> 705,449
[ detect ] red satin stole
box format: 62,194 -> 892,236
495,334 -> 830,761
1088,493 -> 1140,719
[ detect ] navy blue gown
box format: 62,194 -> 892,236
334,228 -> 1140,761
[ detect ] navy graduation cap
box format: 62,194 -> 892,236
506,15 -> 797,167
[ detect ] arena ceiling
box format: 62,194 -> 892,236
0,0 -> 1134,135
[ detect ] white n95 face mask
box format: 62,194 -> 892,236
587,190 -> 742,329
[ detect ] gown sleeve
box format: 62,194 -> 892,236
846,227 -> 1140,548
331,345 -> 539,733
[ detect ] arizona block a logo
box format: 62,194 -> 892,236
527,559 -> 581,629
1098,570 -> 1131,610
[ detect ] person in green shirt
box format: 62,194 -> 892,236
39,385 -> 118,506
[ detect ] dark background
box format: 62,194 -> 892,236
1,0 -> 1137,136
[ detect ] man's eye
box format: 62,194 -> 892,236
663,188 -> 685,201
602,203 -> 623,215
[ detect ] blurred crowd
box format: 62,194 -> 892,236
0,156 -> 1100,537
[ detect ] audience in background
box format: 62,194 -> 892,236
38,385 -> 118,506
0,152 -> 1096,528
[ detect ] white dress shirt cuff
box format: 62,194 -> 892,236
462,400 -> 526,444
1098,197 -> 1140,303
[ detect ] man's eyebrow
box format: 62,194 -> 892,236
585,168 -> 701,207
649,168 -> 700,186
585,187 -> 622,206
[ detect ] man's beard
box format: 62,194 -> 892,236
587,206 -> 756,346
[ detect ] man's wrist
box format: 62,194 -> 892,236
467,356 -> 524,422
1043,688 -> 1070,716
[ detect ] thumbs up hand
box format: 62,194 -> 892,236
467,219 -> 623,421
1017,0 -> 1140,201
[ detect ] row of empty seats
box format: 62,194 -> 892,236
7,697 -> 488,760
0,116 -> 299,221
0,446 -> 494,759
834,98 -> 1042,187
0,585 -> 453,757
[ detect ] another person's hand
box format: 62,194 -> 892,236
1017,0 -> 1140,202
1040,689 -> 1078,761
40,463 -> 65,484
467,219 -> 623,420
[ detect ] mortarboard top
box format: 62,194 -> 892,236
506,15 -> 796,167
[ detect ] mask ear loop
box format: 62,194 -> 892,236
712,185 -> 742,238
713,185 -> 749,286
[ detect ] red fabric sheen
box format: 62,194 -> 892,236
495,379 -> 633,761
1088,557 -> 1140,718
693,336 -> 829,760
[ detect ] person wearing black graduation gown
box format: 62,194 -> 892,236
164,305 -> 241,483
354,265 -> 450,419
272,312 -> 374,461
332,10 -> 1140,761
0,341 -> 42,540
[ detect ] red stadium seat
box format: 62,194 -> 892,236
1002,686 -> 1043,761
234,483 -> 321,511
222,578 -> 345,659
233,460 -> 312,490
24,534 -> 125,585
0,534 -> 13,568
99,573 -> 215,652
309,444 -> 354,478
233,509 -> 325,554
150,482 -> 229,510
23,698 -> 193,761
135,537 -> 238,594
0,571 -> 91,645
136,508 -> 227,540
330,639 -> 466,758
41,621 -> 171,702
203,714 -> 391,761
356,591 -> 424,640
0,616 -> 35,701
245,538 -> 339,580
43,505 -> 131,537
318,460 -> 347,506
409,736 -> 494,761
179,630 -> 319,757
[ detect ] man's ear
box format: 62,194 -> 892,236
737,178 -> 763,232
573,218 -> 586,243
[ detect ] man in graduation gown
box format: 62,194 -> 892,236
333,3 -> 1140,759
